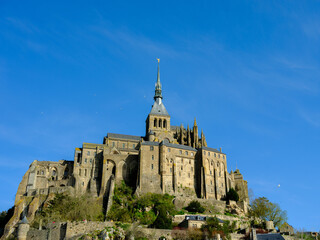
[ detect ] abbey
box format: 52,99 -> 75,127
10,62 -> 249,234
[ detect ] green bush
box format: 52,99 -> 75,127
185,200 -> 205,213
226,188 -> 239,202
33,193 -> 104,226
151,205 -> 172,229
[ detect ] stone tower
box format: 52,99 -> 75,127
146,59 -> 173,143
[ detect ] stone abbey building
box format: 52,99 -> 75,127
6,62 -> 249,238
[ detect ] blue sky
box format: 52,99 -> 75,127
0,0 -> 319,231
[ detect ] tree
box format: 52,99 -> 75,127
250,197 -> 287,228
151,205 -> 172,229
185,200 -> 205,213
226,188 -> 239,202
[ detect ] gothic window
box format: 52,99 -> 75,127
152,155 -> 154,160
150,146 -> 154,151
163,119 -> 167,128
151,164 -> 154,169
159,119 -> 162,128
154,118 -> 157,127
85,158 -> 87,163
185,151 -> 188,155
87,151 -> 90,156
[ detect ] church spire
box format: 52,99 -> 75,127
154,58 -> 162,100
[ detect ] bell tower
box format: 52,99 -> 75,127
146,59 -> 172,142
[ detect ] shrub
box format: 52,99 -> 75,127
151,205 -> 172,229
184,200 -> 205,213
226,188 -> 239,202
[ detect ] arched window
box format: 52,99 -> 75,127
154,118 -> 157,127
163,119 -> 167,128
211,160 -> 214,166
159,119 -> 162,128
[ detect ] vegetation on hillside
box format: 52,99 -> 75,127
201,217 -> 236,239
250,197 -> 287,228
184,200 -> 205,213
225,188 -> 239,202
107,181 -> 175,229
33,194 -> 104,226
0,206 -> 14,237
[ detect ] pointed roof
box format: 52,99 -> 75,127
154,58 -> 162,100
150,59 -> 169,116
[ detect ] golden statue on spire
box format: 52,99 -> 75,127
156,58 -> 160,63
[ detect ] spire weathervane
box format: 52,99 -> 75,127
154,58 -> 162,100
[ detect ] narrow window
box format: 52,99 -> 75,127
208,152 -> 210,156
223,155 -> 225,159
150,146 -> 154,151
85,158 -> 87,163
133,144 -> 135,148
179,172 -> 181,177
152,155 -> 154,160
170,168 -> 172,173
181,166 -> 183,170
204,151 -> 206,155
87,151 -> 90,156
191,152 -> 194,156
151,164 -> 154,170
163,119 -> 167,128
218,154 -> 220,158
189,159 -> 191,164
168,148 -> 170,152
191,167 -> 193,171
90,159 -> 92,163
188,173 -> 190,178
211,180 -> 213,185
154,118 -> 157,127
219,172 -> 221,177
211,161 -> 213,166
85,169 -> 87,177
41,170 -> 44,175
79,169 -> 81,176
214,153 -> 216,157
122,143 -> 125,148
159,119 -> 162,128
37,171 -> 39,175
185,151 -> 188,155
82,182 -> 84,186
112,142 -> 115,147
179,150 -> 182,154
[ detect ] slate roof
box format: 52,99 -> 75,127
162,141 -> 197,151
257,234 -> 285,240
149,98 -> 169,116
107,133 -> 142,141
202,146 -> 224,154
141,141 -> 160,146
